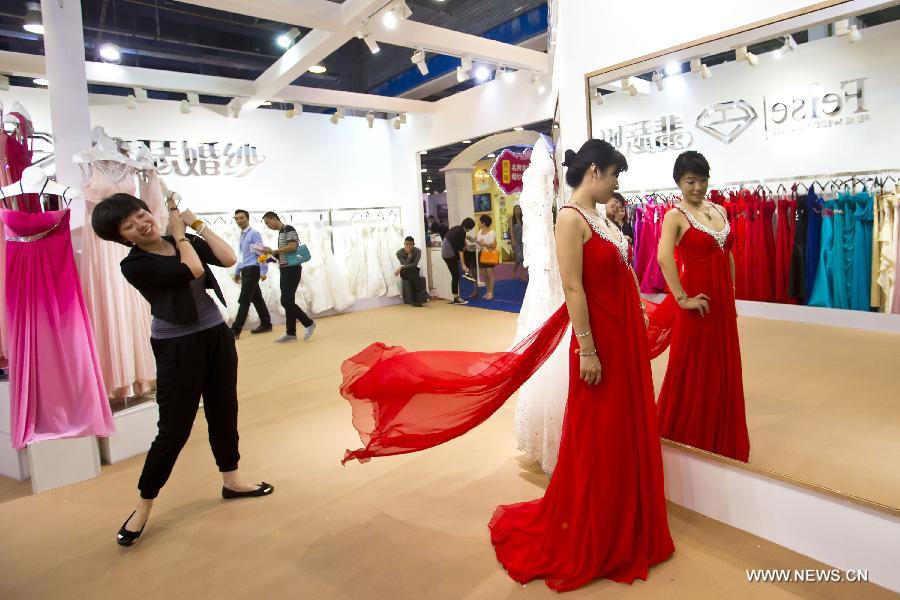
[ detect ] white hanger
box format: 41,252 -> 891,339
0,165 -> 81,202
129,142 -> 156,170
73,128 -> 132,165
10,101 -> 32,123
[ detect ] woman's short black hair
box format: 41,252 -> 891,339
462,217 -> 476,230
562,139 -> 628,188
91,193 -> 150,246
673,151 -> 711,182
479,214 -> 492,227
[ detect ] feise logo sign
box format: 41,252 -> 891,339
764,78 -> 869,137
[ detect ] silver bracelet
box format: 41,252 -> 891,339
575,330 -> 592,338
577,349 -> 598,357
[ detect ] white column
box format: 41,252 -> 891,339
41,0 -> 92,231
443,167 -> 475,227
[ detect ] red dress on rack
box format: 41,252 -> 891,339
341,206 -> 674,591
774,198 -> 796,303
656,205 -> 750,463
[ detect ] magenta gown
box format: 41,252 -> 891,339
2,209 -> 114,449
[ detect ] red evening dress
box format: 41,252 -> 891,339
656,204 -> 750,462
341,205 -> 674,591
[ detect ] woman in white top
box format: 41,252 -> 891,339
476,214 -> 498,300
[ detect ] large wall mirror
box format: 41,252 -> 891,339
585,3 -> 900,513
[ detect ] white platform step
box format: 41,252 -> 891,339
99,401 -> 159,465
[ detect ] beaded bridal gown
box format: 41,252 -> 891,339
512,136 -> 569,475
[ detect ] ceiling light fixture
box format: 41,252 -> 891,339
126,95 -> 137,110
689,58 -> 702,73
180,100 -> 191,114
366,111 -> 376,129
848,24 -> 862,43
330,107 -> 344,125
664,62 -> 681,76
133,87 -> 148,102
735,46 -> 748,61
360,30 -> 380,54
186,92 -> 199,106
513,126 -> 524,132
746,52 -> 759,67
99,43 -> 122,63
501,67 -> 516,83
411,49 -> 428,75
651,71 -> 663,92
277,27 -> 301,49
308,65 -> 327,74
0,76 -> 10,91
487,153 -> 496,158
33,78 -> 48,86
285,103 -> 298,119
421,168 -> 427,173
462,139 -> 472,144
23,2 -> 43,35
474,65 -> 491,83
700,64 -> 712,79
382,1 -> 412,29
595,90 -> 606,105
783,34 -> 798,52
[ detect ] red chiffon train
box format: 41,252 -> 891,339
341,207 -> 675,591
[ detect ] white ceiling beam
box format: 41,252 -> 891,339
174,0 -> 342,31
0,50 -> 435,114
369,20 -> 550,73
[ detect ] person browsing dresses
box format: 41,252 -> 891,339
395,236 -> 425,307
475,215 -> 498,300
91,192 -> 274,548
230,209 -> 272,339
262,211 -> 316,344
441,217 -> 476,305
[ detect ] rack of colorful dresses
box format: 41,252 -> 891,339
623,170 -> 900,314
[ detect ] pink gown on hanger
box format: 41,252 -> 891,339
0,130 -> 10,368
2,208 -> 114,448
80,167 -> 156,399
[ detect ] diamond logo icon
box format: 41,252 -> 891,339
696,100 -> 758,144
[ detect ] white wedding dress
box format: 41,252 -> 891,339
512,136 -> 570,475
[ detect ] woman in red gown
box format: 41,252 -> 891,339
655,151 -> 750,462
341,140 -> 674,591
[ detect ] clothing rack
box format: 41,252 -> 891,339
620,168 -> 900,202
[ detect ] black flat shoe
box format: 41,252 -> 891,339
251,325 -> 273,334
222,482 -> 274,500
117,510 -> 146,547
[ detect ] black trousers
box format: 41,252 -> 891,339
140,323 -> 240,500
443,257 -> 461,296
279,265 -> 313,335
232,266 -> 271,333
400,266 -> 425,300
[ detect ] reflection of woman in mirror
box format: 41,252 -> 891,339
509,204 -> 527,280
655,151 -> 750,462
475,214 -> 498,300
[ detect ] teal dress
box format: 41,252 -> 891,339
830,194 -> 851,310
850,192 -> 874,311
807,199 -> 836,308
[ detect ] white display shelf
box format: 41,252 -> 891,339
0,382 -> 29,482
27,436 -> 101,494
99,400 -> 159,465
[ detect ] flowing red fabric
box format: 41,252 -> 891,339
340,302 -> 571,465
656,208 -> 750,462
341,207 -> 675,590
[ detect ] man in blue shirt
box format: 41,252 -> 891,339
231,209 -> 272,338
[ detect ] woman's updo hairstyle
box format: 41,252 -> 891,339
562,139 -> 628,188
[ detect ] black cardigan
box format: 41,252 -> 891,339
121,234 -> 227,326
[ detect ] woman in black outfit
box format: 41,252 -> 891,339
92,192 -> 273,547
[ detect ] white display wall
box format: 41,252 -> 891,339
590,18 -> 899,191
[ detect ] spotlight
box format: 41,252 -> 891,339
411,50 -> 428,76
133,87 -> 148,102
500,67 -> 516,83
773,49 -> 783,60
227,98 -> 242,118
361,30 -> 380,54
462,139 -> 472,144
651,71 -> 663,92
421,168 -> 427,173
848,24 -> 862,43
834,19 -> 851,36
99,43 -> 122,63
664,62 -> 681,76
399,113 -> 407,124
595,91 -> 606,106
474,65 -> 491,83
427,178 -> 433,183
186,92 -> 199,106
33,78 -> 48,86
393,118 -> 401,130
690,58 -> 702,73
260,101 -> 272,106
456,66 -> 469,82
513,126 -> 524,132
0,75 -> 9,91
180,100 -> 191,114
126,95 -> 137,110
277,28 -> 301,49
308,65 -> 327,74
735,46 -> 748,61
700,64 -> 712,79
285,103 -> 298,119
23,2 -> 43,35
620,78 -> 637,96
366,111 -> 376,129
330,108 -> 344,125
382,1 -> 411,29
420,150 -> 427,155
746,52 -> 759,67
487,153 -> 496,158
783,34 -> 798,52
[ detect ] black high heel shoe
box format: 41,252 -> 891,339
117,511 -> 146,547
222,482 -> 275,500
